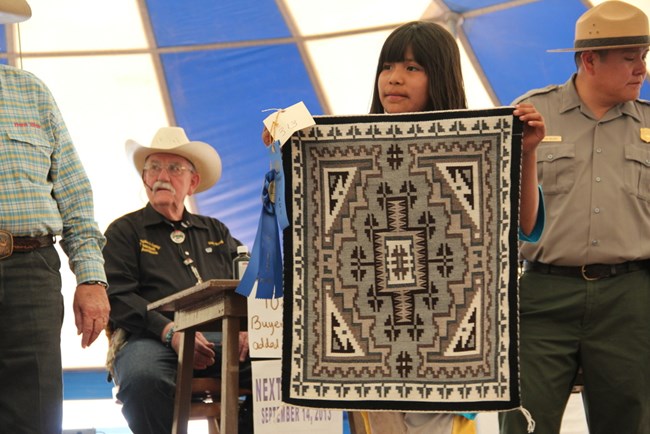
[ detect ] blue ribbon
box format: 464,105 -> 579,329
236,141 -> 289,298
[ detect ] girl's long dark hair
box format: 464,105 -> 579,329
369,21 -> 467,113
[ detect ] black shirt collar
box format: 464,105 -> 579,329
142,203 -> 209,230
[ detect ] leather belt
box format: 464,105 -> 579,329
13,235 -> 55,252
523,260 -> 650,281
0,229 -> 55,259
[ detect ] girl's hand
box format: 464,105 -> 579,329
262,127 -> 273,146
514,103 -> 545,156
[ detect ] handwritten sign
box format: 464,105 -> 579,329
252,360 -> 342,434
263,101 -> 315,146
248,294 -> 283,358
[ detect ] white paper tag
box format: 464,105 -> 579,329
263,101 -> 315,146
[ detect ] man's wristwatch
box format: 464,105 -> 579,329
83,280 -> 108,288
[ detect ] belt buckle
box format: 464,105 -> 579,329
0,229 -> 13,260
581,264 -> 602,281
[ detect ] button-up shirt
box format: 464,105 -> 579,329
104,203 -> 240,340
0,64 -> 105,283
516,74 -> 650,266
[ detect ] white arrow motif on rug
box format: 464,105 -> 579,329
325,293 -> 364,357
323,167 -> 357,234
436,162 -> 481,230
444,287 -> 482,357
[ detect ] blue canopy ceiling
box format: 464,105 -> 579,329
145,0 -> 324,245
457,0 -> 587,104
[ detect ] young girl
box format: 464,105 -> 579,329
263,20 -> 545,434
370,20 -> 543,239
364,20 -> 544,434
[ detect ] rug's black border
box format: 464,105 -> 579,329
281,107 -> 524,412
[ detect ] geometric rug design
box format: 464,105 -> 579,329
281,108 -> 523,412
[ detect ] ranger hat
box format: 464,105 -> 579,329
0,0 -> 31,24
549,1 -> 650,52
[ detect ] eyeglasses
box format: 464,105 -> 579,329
143,161 -> 195,177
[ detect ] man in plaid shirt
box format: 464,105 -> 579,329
0,1 -> 109,433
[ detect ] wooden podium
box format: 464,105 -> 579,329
147,279 -> 247,434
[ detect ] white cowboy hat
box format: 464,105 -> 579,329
125,126 -> 222,193
0,0 -> 31,24
549,1 -> 650,52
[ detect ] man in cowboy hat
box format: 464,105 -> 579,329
500,1 -> 650,433
0,1 -> 110,433
103,126 -> 253,434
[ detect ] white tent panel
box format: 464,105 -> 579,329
306,31 -> 390,114
459,43 -> 495,108
18,0 -> 147,52
284,0 -> 433,35
22,54 -> 168,229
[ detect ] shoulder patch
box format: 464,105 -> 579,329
512,84 -> 561,104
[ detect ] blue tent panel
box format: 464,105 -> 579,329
162,44 -> 323,246
0,27 -> 6,53
63,370 -> 113,400
463,0 -> 586,104
444,0 -> 529,14
146,0 -> 290,47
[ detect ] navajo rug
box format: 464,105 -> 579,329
281,108 -> 523,412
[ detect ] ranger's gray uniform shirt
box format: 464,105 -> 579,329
516,74 -> 650,266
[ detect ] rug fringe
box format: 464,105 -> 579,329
519,406 -> 535,433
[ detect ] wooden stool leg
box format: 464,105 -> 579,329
173,330 -> 196,434
349,411 -> 369,434
220,315 -> 240,434
207,416 -> 220,434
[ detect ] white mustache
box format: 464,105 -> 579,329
152,181 -> 176,195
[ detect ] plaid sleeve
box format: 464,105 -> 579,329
45,86 -> 106,284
